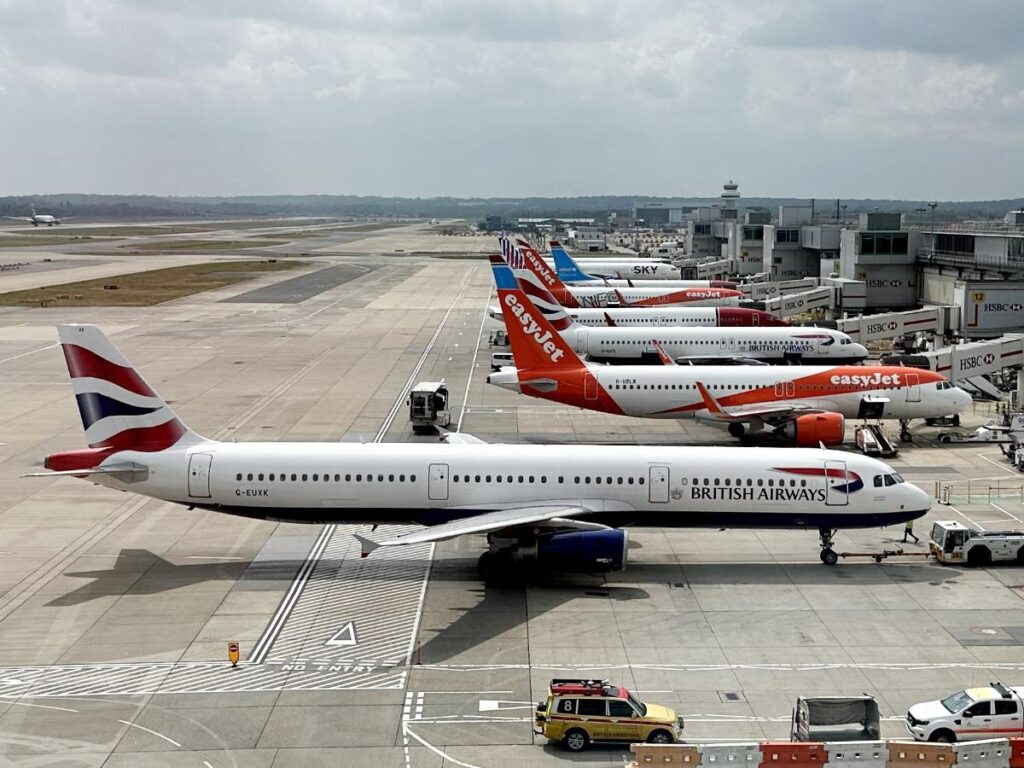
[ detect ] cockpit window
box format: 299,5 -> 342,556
936,381 -> 954,390
873,475 -> 883,488
891,472 -> 904,483
884,474 -> 897,486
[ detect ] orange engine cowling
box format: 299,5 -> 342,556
783,413 -> 845,447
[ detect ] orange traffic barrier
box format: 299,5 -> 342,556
631,743 -> 702,765
760,742 -> 827,766
886,742 -> 954,768
1008,738 -> 1024,768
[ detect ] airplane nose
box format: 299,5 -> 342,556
907,482 -> 932,514
851,343 -> 868,360
953,387 -> 972,413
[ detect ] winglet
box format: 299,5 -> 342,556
613,289 -> 632,307
652,340 -> 677,366
603,312 -> 617,328
695,381 -> 724,414
354,533 -> 381,558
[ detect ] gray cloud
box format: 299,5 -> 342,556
0,0 -> 1020,198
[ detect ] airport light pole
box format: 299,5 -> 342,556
928,202 -> 938,255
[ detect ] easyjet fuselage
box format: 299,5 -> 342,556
561,285 -> 741,308
489,364 -> 970,422
84,442 -> 928,531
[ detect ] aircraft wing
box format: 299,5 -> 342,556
438,430 -> 488,445
693,381 -> 822,425
2,217 -> 32,223
355,504 -> 593,555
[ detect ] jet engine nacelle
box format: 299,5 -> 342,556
535,529 -> 628,573
781,412 -> 845,447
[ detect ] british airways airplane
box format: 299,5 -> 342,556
491,254 -> 866,365
35,325 -> 928,572
487,261 -> 971,444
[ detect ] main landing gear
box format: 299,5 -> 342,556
819,528 -> 838,566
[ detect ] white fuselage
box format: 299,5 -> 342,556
92,442 -> 929,531
490,364 -> 971,423
568,286 -> 740,308
565,326 -> 866,364
545,259 -> 681,280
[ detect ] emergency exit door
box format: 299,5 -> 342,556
428,463 -> 449,501
188,453 -> 212,498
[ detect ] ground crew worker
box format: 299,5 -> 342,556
902,519 -> 920,544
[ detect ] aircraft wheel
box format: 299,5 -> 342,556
728,422 -> 745,438
820,549 -> 839,566
477,552 -> 498,581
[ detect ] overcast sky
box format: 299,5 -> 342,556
1,0 -> 1021,199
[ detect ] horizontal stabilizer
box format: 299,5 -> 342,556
24,463 -> 146,478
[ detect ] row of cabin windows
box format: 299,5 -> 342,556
609,382 -> 894,392
602,339 -> 799,345
693,477 -> 808,488
452,474 -> 645,486
237,472 -> 417,483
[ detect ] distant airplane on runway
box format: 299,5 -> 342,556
31,324 -> 928,573
3,207 -> 72,227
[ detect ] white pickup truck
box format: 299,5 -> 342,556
906,683 -> 1024,742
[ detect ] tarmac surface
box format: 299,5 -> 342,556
0,220 -> 1023,766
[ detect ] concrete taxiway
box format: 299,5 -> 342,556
0,224 -> 1022,765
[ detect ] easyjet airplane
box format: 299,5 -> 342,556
487,261 -> 971,444
489,255 -> 867,365
550,241 -> 738,289
36,324 -> 927,570
502,237 -> 742,308
492,239 -> 786,329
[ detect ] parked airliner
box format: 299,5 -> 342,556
489,255 -> 866,365
36,324 -> 928,571
487,262 -> 971,444
502,238 -> 742,308
549,241 -> 738,288
497,240 -> 784,328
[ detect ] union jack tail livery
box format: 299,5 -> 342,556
492,244 -> 575,331
49,325 -> 202,470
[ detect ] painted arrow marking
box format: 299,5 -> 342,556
324,621 -> 358,647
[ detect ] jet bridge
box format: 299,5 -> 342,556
837,307 -> 953,343
740,278 -> 818,302
765,287 -> 833,319
915,334 -> 1024,383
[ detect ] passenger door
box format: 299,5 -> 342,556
187,453 -> 212,498
428,463 -> 449,501
905,372 -> 921,402
649,466 -> 670,503
824,460 -> 850,507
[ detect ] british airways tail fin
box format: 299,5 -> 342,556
52,325 -> 204,467
491,244 -> 576,331
550,241 -> 597,282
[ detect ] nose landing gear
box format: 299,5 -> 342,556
819,528 -> 838,565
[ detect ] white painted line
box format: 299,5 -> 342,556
990,501 -> 1024,524
976,453 -> 1020,476
203,762 -> 214,768
0,343 -> 58,365
7,701 -> 78,713
403,723 -> 484,768
405,543 -> 434,666
455,290 -> 493,433
249,523 -> 336,663
948,504 -> 987,530
117,719 -> 182,748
